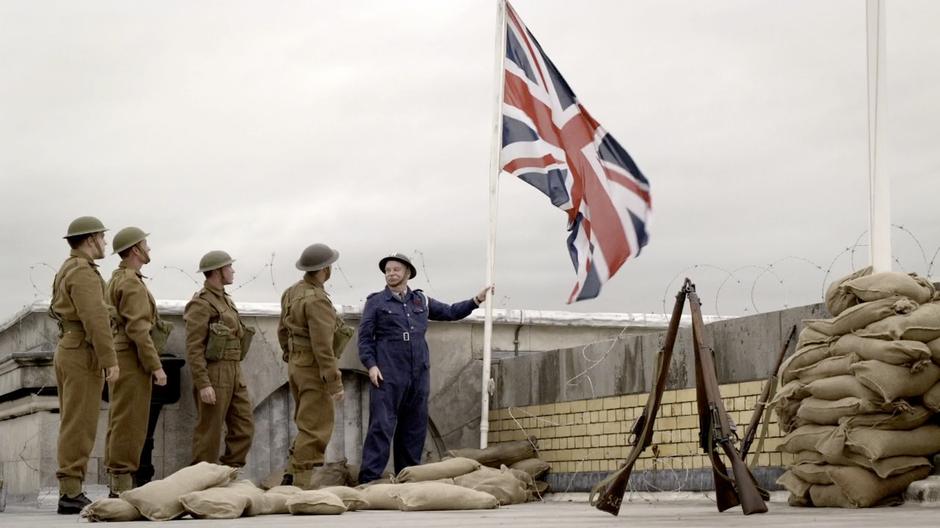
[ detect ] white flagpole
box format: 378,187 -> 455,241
866,0 -> 891,272
481,0 -> 507,449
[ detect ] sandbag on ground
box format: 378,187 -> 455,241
121,462 -> 238,521
510,458 -> 551,480
396,457 -> 481,482
809,465 -> 931,508
392,482 -> 500,511
286,490 -> 347,515
454,467 -> 528,505
793,450 -> 931,479
358,483 -> 415,510
777,470 -> 812,503
180,479 -> 267,519
447,436 -> 538,468
262,485 -> 302,514
80,498 -> 143,522
318,486 -> 369,511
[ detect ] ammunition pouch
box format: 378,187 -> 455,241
150,319 -> 174,354
332,320 -> 354,359
240,323 -> 255,361
205,321 -> 234,361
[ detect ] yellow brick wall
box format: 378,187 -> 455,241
488,380 -> 794,473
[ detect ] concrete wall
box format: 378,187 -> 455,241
487,303 -> 828,492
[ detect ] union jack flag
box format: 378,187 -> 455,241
501,2 -> 652,303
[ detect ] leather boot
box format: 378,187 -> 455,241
57,477 -> 91,515
109,473 -> 134,498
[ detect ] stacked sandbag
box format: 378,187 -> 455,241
447,436 -> 553,496
776,270 -> 940,507
121,462 -> 238,521
356,481 -> 499,511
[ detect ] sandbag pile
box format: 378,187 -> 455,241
446,436 -> 553,497
776,270 -> 940,508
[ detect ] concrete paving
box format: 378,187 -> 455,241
2,493 -> 939,527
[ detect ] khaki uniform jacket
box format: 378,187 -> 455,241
184,281 -> 244,390
107,263 -> 161,372
277,276 -> 342,394
50,249 -> 117,369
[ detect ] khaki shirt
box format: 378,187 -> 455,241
107,263 -> 162,373
50,249 -> 117,369
184,281 -> 244,390
277,276 -> 341,393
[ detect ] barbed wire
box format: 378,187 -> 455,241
413,250 -> 435,293
160,265 -> 200,286
27,261 -> 56,298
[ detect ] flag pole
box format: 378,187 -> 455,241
481,0 -> 507,449
866,0 -> 891,272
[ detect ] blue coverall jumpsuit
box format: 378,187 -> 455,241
357,286 -> 477,483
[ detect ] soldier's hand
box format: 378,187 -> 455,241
474,284 -> 495,305
199,386 -> 216,405
153,368 -> 168,386
368,366 -> 383,387
104,365 -> 120,382
331,389 -> 345,402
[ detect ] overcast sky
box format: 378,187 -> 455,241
1,0 -> 938,322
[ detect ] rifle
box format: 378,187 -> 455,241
589,281 -> 688,516
739,324 -> 797,462
688,283 -> 768,515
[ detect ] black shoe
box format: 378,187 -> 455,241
108,492 -> 119,499
280,473 -> 294,486
58,493 -> 92,514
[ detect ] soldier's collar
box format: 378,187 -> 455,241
69,248 -> 98,266
384,286 -> 410,302
303,275 -> 325,289
203,280 -> 226,297
117,261 -> 146,278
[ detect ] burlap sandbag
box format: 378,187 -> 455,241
358,483 -> 414,510
776,470 -> 812,501
805,297 -> 916,337
923,380 -> 940,411
779,343 -> 832,384
926,337 -> 940,364
534,480 -> 550,495
447,436 -> 538,468
796,397 -> 887,426
797,326 -> 835,349
773,380 -> 808,433
856,302 -> 940,342
180,480 -> 266,519
795,450 -> 931,479
831,334 -> 932,368
80,498 -> 143,522
810,465 -> 931,508
780,424 -> 837,453
846,424 -> 940,461
309,460 -> 354,488
286,490 -> 347,515
506,467 -> 537,493
804,375 -> 880,401
817,406 -> 930,458
825,267 -> 871,316
121,462 -> 238,521
392,482 -> 500,511
851,360 -> 940,401
842,272 -> 935,304
790,463 -> 836,485
454,467 -> 528,505
396,457 -> 481,483
318,486 -> 369,511
510,458 -> 551,480
792,353 -> 859,384
262,486 -> 302,515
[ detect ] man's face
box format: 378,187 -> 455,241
90,232 -> 107,259
384,261 -> 409,288
135,239 -> 152,265
220,264 -> 235,285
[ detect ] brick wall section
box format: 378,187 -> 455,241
488,380 -> 794,473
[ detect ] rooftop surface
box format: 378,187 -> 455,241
2,493 -> 937,527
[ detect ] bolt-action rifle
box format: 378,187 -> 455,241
739,324 -> 797,463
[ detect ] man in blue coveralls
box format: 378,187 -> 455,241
357,253 -> 492,484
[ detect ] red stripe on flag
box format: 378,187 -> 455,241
503,154 -> 564,174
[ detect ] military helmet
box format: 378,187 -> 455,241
197,250 -> 235,273
296,243 -> 339,272
112,226 -> 149,254
64,216 -> 107,238
379,253 -> 417,279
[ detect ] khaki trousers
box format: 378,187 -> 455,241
288,362 -> 335,472
54,343 -> 104,484
105,347 -> 153,476
191,360 -> 254,467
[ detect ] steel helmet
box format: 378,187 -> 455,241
112,226 -> 149,254
379,253 -> 417,279
64,216 -> 107,238
296,243 -> 339,271
197,250 -> 235,273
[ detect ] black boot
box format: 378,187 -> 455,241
57,493 -> 92,514
280,473 -> 294,486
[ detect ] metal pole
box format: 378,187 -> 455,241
481,0 -> 507,449
866,0 -> 891,272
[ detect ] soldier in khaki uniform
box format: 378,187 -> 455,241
50,216 -> 120,514
184,250 -> 254,467
104,227 -> 171,496
276,243 -> 350,489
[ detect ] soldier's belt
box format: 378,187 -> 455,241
377,331 -> 422,342
60,320 -> 85,333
